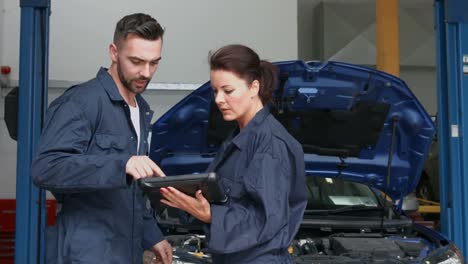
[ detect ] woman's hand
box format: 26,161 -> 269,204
160,187 -> 211,223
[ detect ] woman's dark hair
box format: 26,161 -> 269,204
113,13 -> 164,47
209,44 -> 278,104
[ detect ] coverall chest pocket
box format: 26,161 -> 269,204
95,134 -> 129,154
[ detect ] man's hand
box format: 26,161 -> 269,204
126,156 -> 165,180
151,240 -> 172,264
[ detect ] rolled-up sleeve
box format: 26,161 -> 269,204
31,100 -> 132,193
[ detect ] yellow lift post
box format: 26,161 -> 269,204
376,0 -> 400,77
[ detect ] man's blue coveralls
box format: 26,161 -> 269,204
204,107 -> 308,264
31,68 -> 164,264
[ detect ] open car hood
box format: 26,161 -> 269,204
149,60 -> 435,200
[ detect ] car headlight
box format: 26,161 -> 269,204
422,243 -> 465,264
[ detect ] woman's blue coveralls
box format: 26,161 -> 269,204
205,107 -> 308,264
31,68 -> 164,264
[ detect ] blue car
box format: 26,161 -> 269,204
148,60 -> 465,264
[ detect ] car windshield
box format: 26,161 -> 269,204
305,176 -> 381,211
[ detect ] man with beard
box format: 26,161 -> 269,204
31,13 -> 172,264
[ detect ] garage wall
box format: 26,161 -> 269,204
0,2 -> 16,199
0,104 -> 18,199
2,0 -> 298,84
297,0 -> 322,61
0,1 -> 4,68
299,0 -> 437,115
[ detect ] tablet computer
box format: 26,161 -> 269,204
138,172 -> 227,209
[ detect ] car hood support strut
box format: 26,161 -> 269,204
381,116 -> 399,231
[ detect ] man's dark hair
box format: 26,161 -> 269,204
113,13 -> 164,47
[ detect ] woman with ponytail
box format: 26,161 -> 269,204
160,44 -> 307,263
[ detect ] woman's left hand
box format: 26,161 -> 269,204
160,187 -> 211,223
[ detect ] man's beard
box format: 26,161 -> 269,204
117,60 -> 150,94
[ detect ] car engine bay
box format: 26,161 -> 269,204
164,225 -> 436,264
